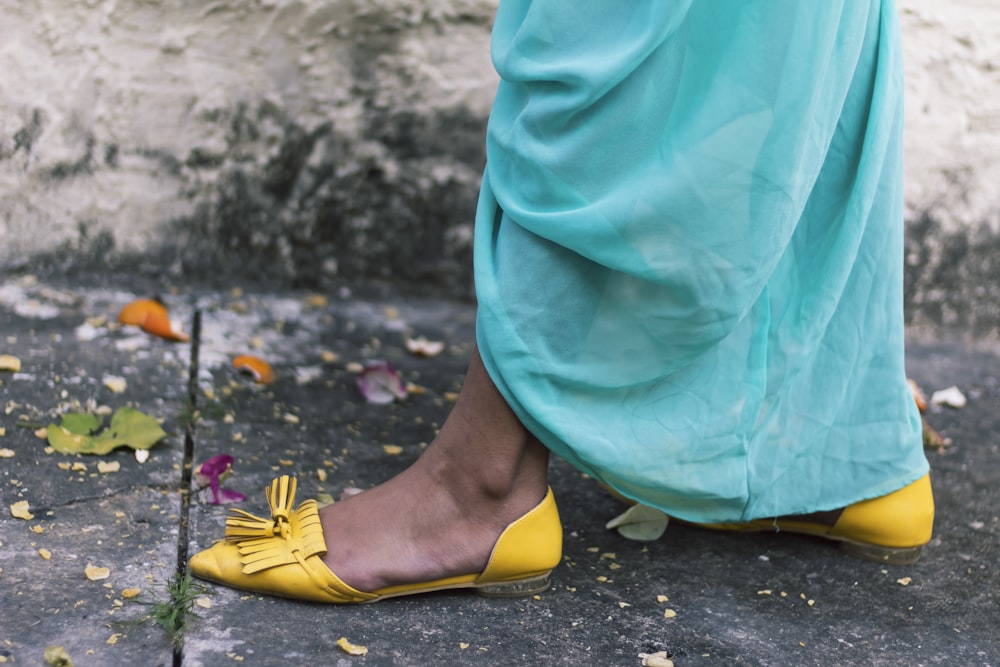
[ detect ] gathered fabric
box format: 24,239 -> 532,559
474,0 -> 928,522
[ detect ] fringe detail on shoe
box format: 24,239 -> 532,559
223,475 -> 327,575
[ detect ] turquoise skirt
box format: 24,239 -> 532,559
474,0 -> 928,522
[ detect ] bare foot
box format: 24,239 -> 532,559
318,348 -> 549,592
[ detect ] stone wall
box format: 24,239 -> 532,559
1,0 -> 999,333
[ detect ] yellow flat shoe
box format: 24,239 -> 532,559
189,475 -> 563,603
691,474 -> 934,565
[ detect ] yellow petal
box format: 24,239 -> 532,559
38,548 -> 52,560
97,461 -> 120,474
0,355 -> 21,372
382,445 -> 403,456
336,638 -> 368,656
0,449 -> 14,458
10,500 -> 33,520
85,563 -> 111,581
121,588 -> 141,598
663,609 -> 677,619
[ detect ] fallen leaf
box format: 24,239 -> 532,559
85,563 -> 111,581
0,355 -> 21,372
106,633 -> 121,645
382,444 -> 403,456
0,448 -> 14,458
121,588 -> 141,598
336,637 -> 368,656
232,355 -> 275,385
10,500 -> 33,520
43,645 -> 73,667
102,376 -> 127,394
896,577 -> 912,586
663,608 -> 677,619
605,504 -> 669,541
405,336 -> 445,357
195,596 -> 212,609
97,461 -> 120,474
656,594 -> 669,603
39,548 -> 52,560
47,407 -> 166,455
357,361 -> 407,404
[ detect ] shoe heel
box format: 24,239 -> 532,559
838,541 -> 923,565
476,573 -> 551,598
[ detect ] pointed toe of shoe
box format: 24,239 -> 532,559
189,541 -> 230,582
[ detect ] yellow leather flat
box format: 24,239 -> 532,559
189,476 -> 563,603
692,474 -> 935,565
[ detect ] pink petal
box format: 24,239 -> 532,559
357,361 -> 407,404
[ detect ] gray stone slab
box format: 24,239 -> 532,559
5,277 -> 999,666
1,277 -> 191,665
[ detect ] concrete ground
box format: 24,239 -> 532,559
1,273 -> 997,667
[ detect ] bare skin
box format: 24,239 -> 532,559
318,347 -> 550,592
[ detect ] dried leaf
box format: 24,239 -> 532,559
0,355 -> 22,372
605,504 -> 669,541
47,407 -> 166,455
336,637 -> 368,656
10,500 -> 33,520
357,361 -> 407,404
85,563 -> 111,581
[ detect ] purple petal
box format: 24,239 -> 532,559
195,454 -> 235,484
214,487 -> 247,504
357,361 -> 407,404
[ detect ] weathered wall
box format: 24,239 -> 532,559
0,0 -> 497,297
1,0 -> 999,332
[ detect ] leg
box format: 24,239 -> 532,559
317,345 -> 550,592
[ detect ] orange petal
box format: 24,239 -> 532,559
233,355 -> 275,385
118,298 -> 168,326
907,378 -> 927,413
141,310 -> 191,342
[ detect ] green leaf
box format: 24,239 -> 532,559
47,407 -> 166,455
605,504 -> 669,542
59,413 -> 104,435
